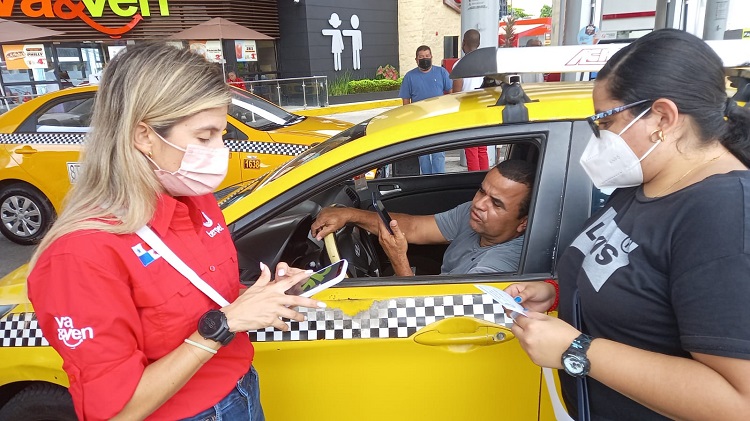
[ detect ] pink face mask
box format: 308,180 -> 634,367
145,128 -> 229,197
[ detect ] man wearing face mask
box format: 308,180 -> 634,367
399,45 -> 453,174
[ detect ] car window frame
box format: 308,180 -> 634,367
17,91 -> 97,133
228,121 -> 576,283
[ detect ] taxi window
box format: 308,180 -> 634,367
228,87 -> 298,131
35,97 -> 94,132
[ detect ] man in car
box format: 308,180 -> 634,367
311,160 -> 535,276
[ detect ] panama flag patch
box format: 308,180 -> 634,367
132,243 -> 161,267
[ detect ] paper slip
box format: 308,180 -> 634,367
475,284 -> 528,317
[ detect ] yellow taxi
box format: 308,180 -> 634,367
0,85 -> 351,245
0,42 -> 747,420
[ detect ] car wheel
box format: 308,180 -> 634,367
0,383 -> 76,421
0,183 -> 56,245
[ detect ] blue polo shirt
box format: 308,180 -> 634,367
399,65 -> 452,103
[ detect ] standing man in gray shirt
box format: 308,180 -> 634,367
311,160 -> 535,276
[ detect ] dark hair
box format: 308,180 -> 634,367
495,159 -> 536,218
416,45 -> 431,57
463,29 -> 481,50
597,29 -> 750,166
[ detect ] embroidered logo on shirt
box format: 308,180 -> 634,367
570,208 -> 639,292
205,222 -> 224,238
132,243 -> 161,267
201,211 -> 214,228
55,316 -> 94,349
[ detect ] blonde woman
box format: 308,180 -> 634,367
28,43 -> 323,421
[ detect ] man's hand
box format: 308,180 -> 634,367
378,218 -> 413,276
311,207 -> 351,240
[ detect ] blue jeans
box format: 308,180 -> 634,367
419,152 -> 446,174
181,366 -> 265,421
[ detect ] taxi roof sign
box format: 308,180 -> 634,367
450,40 -> 750,79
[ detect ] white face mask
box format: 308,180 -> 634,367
145,128 -> 229,196
579,108 -> 660,189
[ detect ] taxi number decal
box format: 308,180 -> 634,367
244,158 -> 261,169
67,162 -> 81,184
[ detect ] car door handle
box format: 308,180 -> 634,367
413,317 -> 514,346
14,146 -> 38,155
378,184 -> 401,196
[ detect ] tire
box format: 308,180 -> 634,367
0,183 -> 56,245
0,383 -> 76,421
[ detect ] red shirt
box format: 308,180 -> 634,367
227,77 -> 246,90
28,194 -> 253,420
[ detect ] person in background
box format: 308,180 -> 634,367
227,71 -> 247,90
520,38 -> 545,84
453,29 -> 489,172
399,45 -> 452,174
312,160 -> 534,276
27,43 -> 324,421
504,29 -> 750,420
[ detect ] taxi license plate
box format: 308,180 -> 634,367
67,162 -> 81,184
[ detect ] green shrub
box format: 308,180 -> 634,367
347,78 -> 402,94
329,69 -> 353,96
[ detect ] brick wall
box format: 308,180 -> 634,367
397,0 -> 460,76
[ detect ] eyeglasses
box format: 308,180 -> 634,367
587,99 -> 653,138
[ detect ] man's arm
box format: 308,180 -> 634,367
402,98 -> 411,105
452,78 -> 464,93
443,68 -> 453,94
311,207 -> 447,244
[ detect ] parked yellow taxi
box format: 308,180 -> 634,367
0,42 -> 747,420
0,86 -> 351,245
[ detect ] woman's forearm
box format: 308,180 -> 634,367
111,332 -> 220,420
588,339 -> 750,420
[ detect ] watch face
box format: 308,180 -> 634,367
563,355 -> 586,375
199,311 -> 221,334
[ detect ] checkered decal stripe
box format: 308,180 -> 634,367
0,133 -> 85,145
250,294 -> 512,342
224,140 -> 309,156
0,312 -> 49,347
0,134 -> 308,156
0,294 -> 509,347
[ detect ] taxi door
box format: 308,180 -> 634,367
243,122 -> 579,420
223,116 -> 304,187
1,93 -> 93,208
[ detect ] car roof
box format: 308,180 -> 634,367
365,82 -> 594,139
220,82 -> 596,224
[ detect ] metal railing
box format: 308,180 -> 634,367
0,93 -> 48,114
244,76 -> 328,109
1,76 -> 331,114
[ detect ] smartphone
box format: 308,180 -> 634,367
299,259 -> 348,298
371,190 -> 394,235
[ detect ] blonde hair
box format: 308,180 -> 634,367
31,43 -> 231,267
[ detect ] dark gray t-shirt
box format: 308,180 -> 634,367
557,171 -> 750,420
435,202 -> 524,274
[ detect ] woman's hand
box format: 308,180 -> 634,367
274,262 -> 310,296
504,281 -> 556,313
511,312 -> 581,369
222,263 -> 325,332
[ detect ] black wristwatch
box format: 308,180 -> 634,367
198,310 -> 235,346
561,334 -> 593,377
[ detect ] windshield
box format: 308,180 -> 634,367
218,120 -> 370,209
228,87 -> 299,131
